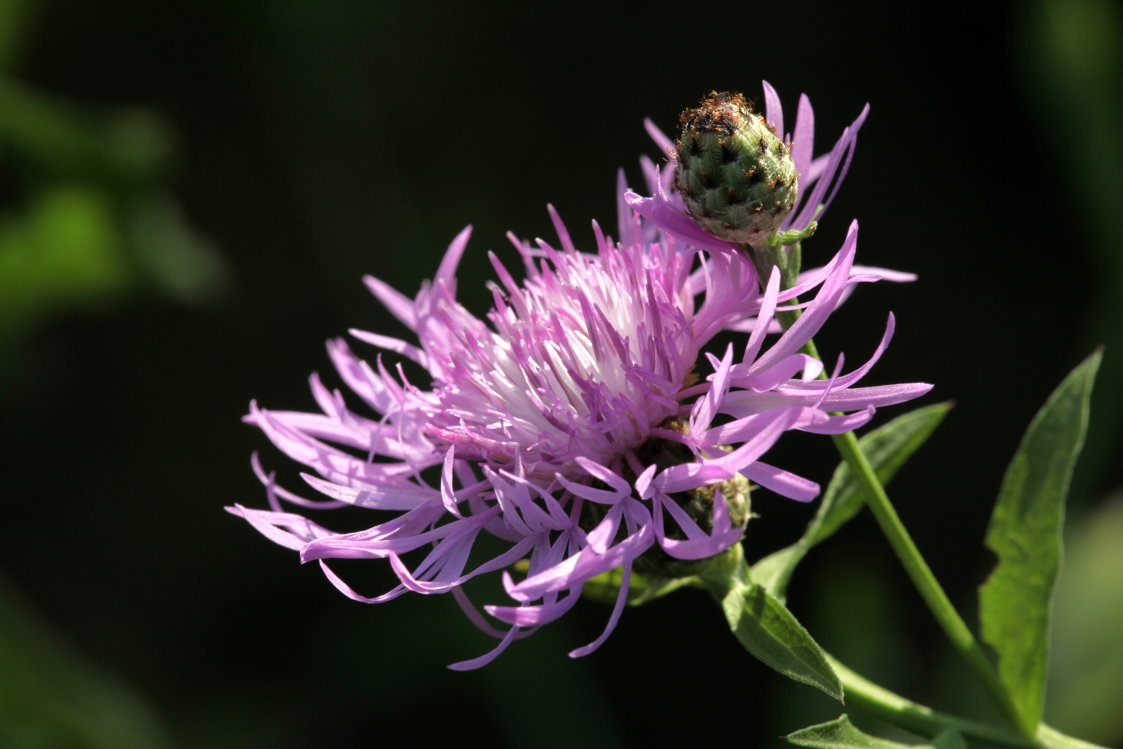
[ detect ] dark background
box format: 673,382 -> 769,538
2,1 -> 1121,747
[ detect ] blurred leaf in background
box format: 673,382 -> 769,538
1045,494 -> 1123,745
0,5 -> 222,745
0,571 -> 171,749
0,1 -> 225,366
1018,0 -> 1123,501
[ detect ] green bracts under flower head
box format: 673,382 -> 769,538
674,91 -> 798,247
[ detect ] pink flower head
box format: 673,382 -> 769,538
626,80 -> 869,255
231,156 -> 927,672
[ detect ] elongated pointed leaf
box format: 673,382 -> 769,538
754,403 -> 952,597
785,714 -> 966,749
722,581 -> 842,700
979,351 -> 1102,736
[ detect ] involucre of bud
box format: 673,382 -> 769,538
674,92 -> 798,247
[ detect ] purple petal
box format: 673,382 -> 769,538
644,117 -> 675,156
752,222 -> 858,372
251,453 -> 346,510
349,329 -> 428,368
691,344 -> 735,433
363,274 -> 418,330
486,588 -> 581,627
318,560 -> 408,604
447,625 -> 521,671
568,561 -> 632,658
226,504 -> 332,550
435,225 -> 472,288
850,265 -> 917,283
740,462 -> 820,502
389,531 -> 539,595
762,80 -> 784,139
654,462 -> 734,494
816,382 -> 935,411
300,473 -> 437,511
791,93 -> 815,178
798,408 -> 876,435
557,474 -> 627,505
508,514 -> 654,600
789,104 -> 869,231
624,191 -> 738,253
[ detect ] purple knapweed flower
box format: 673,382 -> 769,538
626,80 -> 869,255
231,137 -> 926,673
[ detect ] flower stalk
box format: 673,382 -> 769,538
825,415 -> 1025,731
762,247 -> 1025,734
830,658 -> 1107,749
706,543 -> 1108,749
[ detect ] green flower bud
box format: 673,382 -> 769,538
674,92 -> 798,248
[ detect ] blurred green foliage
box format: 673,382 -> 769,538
0,572 -> 170,749
0,183 -> 129,341
0,13 -> 224,357
0,6 -> 222,745
1019,0 -> 1123,502
1046,496 -> 1123,746
0,0 -> 38,71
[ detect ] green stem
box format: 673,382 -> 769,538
702,549 -> 1108,748
1034,726 -> 1111,749
802,333 -> 1023,730
832,657 -> 1107,749
755,247 -> 1024,731
831,656 -> 1035,748
828,413 -> 1023,730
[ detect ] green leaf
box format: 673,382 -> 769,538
785,714 -> 966,749
721,580 -> 842,700
979,351 -> 1102,736
0,184 -> 131,340
754,403 -> 952,597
